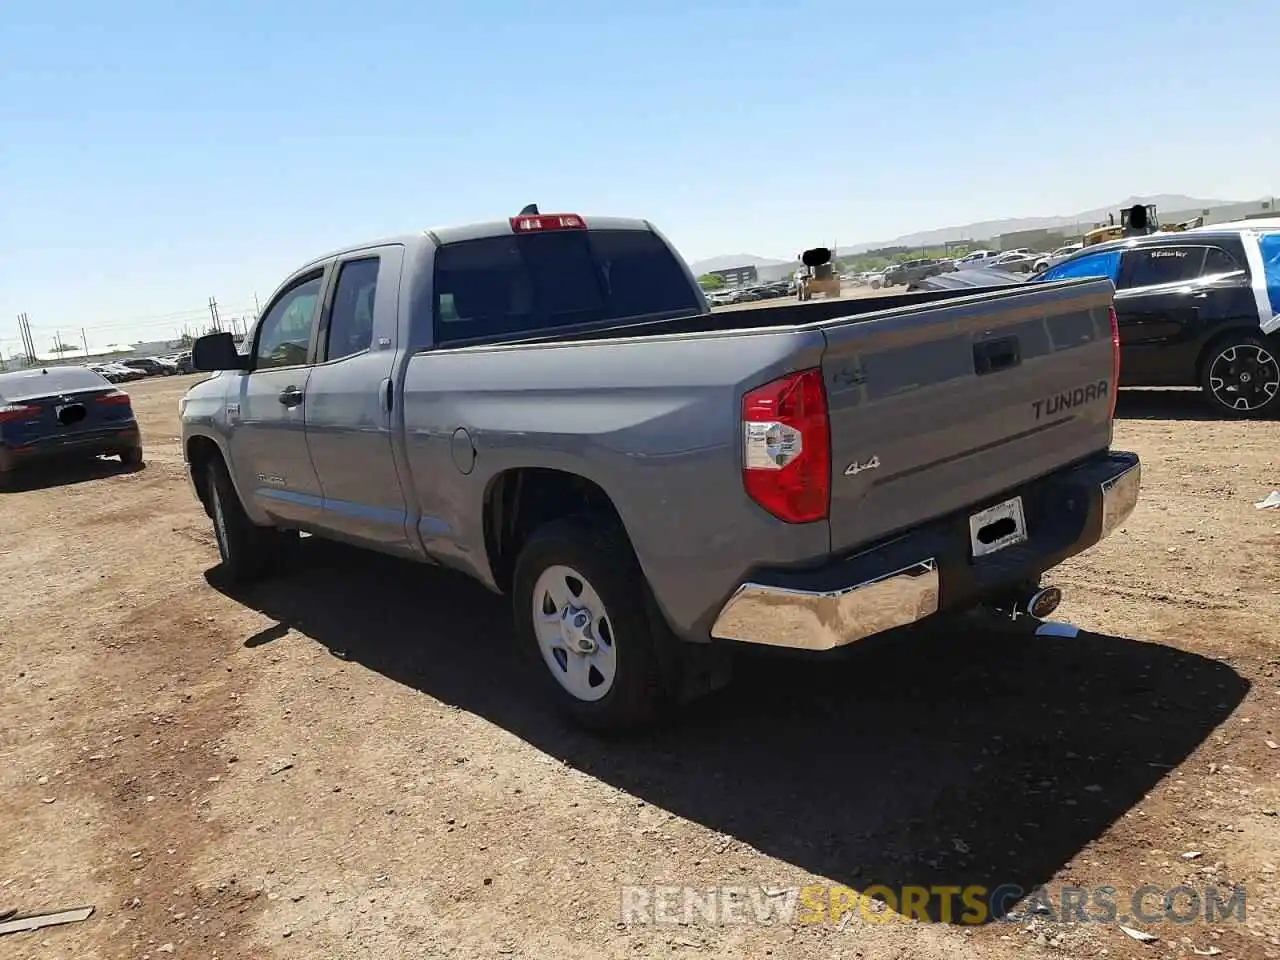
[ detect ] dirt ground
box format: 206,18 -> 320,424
2,374 -> 1279,960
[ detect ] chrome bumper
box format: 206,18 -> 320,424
1099,459 -> 1141,539
709,455 -> 1141,652
709,560 -> 941,652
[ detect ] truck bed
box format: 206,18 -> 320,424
490,282 -> 1053,347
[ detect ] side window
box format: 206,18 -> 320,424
255,274 -> 323,369
1200,245 -> 1245,278
1117,247 -> 1204,289
324,258 -> 380,361
1039,250 -> 1121,284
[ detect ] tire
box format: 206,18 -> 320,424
512,515 -> 669,732
119,447 -> 144,467
1199,332 -> 1280,418
204,455 -> 291,584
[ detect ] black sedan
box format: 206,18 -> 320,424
1034,225 -> 1280,417
0,365 -> 143,485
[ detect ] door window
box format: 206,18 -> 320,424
324,258 -> 380,361
255,275 -> 323,369
1038,249 -> 1122,284
1117,247 -> 1204,289
1200,245 -> 1245,279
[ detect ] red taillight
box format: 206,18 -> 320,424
741,368 -> 831,523
1108,305 -> 1120,419
97,390 -> 132,405
509,213 -> 586,232
0,403 -> 40,423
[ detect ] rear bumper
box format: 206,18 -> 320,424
709,451 -> 1140,651
0,425 -> 141,470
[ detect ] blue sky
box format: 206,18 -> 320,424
2,0 -> 1277,351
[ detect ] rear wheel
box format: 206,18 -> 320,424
205,456 -> 292,584
119,447 -> 144,467
1200,333 -> 1280,418
512,516 -> 669,731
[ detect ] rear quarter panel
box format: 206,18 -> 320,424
398,328 -> 829,639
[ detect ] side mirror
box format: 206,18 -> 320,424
192,332 -> 247,372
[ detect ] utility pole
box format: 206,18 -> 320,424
253,291 -> 261,317
208,296 -> 222,333
18,312 -> 37,364
82,328 -> 90,357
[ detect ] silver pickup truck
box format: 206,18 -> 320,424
180,209 -> 1141,730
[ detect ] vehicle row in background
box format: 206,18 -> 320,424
89,351 -> 193,383
706,279 -> 794,306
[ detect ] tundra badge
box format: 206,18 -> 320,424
844,455 -> 881,477
1032,379 -> 1109,420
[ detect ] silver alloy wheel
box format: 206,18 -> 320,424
1208,344 -> 1280,412
531,564 -> 617,702
209,474 -> 231,562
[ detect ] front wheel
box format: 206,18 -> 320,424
512,517 -> 669,731
1200,333 -> 1280,418
119,447 -> 144,467
205,456 -> 293,584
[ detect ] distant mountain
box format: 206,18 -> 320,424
688,195 -> 1261,270
687,253 -> 795,276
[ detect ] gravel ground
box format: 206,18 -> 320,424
2,375 -> 1278,959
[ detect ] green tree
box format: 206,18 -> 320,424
697,273 -> 725,290
49,342 -> 77,354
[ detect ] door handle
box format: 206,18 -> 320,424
973,335 -> 1021,375
278,386 -> 303,408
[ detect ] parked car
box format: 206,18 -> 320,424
955,250 -> 999,266
120,357 -> 173,377
1032,225 -> 1280,416
907,267 -> 1028,292
180,209 -> 1139,730
94,362 -> 143,383
883,258 -> 945,287
990,252 -> 1039,273
1034,243 -> 1085,275
0,365 -> 142,484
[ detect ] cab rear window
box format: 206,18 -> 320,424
429,228 -> 700,344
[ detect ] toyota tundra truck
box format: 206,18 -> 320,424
180,208 -> 1141,730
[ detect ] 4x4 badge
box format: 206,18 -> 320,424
844,455 -> 881,477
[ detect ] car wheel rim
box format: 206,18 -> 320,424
531,564 -> 617,703
210,477 -> 231,561
1208,344 -> 1280,412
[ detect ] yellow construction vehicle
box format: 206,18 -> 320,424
1081,205 -> 1205,248
796,247 -> 842,301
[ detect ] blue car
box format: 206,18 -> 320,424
0,365 -> 143,486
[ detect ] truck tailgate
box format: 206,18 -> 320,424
820,278 -> 1117,552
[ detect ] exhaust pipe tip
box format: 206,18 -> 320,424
1026,586 -> 1062,621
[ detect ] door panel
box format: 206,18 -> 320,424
226,272 -> 326,526
303,247 -> 411,552
1114,244 -> 1255,386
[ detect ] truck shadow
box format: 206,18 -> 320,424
210,538 -> 1248,924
